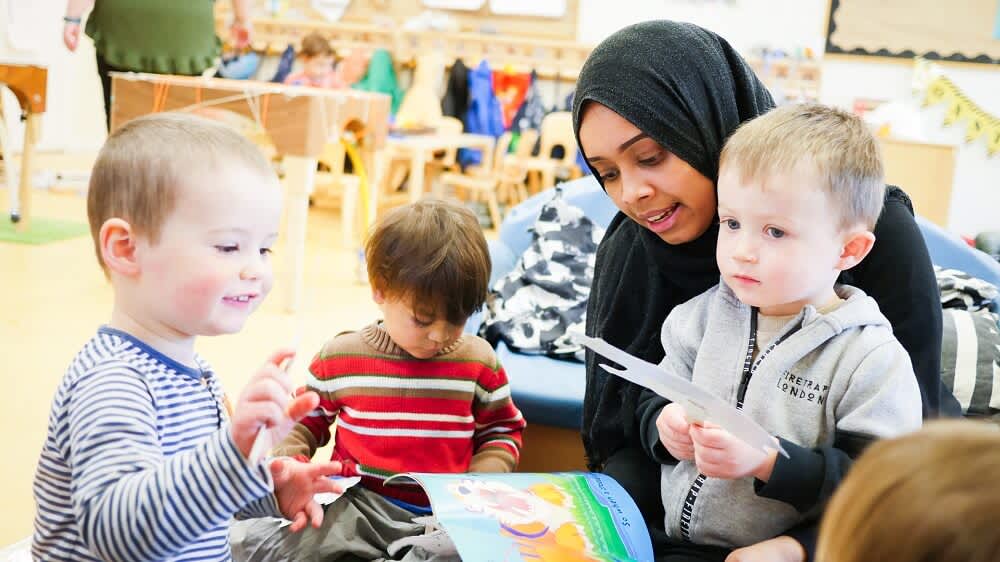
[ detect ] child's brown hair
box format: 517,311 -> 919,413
366,199 -> 491,325
300,32 -> 335,59
817,420 -> 1000,562
87,112 -> 274,272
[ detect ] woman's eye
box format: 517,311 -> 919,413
260,247 -> 273,256
215,244 -> 239,253
637,154 -> 662,166
766,227 -> 786,239
598,170 -> 619,182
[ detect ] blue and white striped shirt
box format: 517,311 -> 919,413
33,327 -> 280,561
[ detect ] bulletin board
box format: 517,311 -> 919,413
825,0 -> 1000,65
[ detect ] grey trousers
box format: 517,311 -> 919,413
231,486 -> 459,562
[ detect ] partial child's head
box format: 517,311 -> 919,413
300,32 -> 336,79
366,199 -> 490,359
817,420 -> 1000,562
716,103 -> 884,315
88,112 -> 282,336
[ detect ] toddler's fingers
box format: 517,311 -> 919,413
239,401 -> 286,430
266,349 -> 297,368
690,424 -> 729,450
313,477 -> 344,496
286,392 -> 321,421
310,460 -> 344,479
666,412 -> 691,436
307,501 -> 325,528
288,511 -> 308,533
250,364 -> 296,396
269,457 -> 289,485
242,377 -> 293,408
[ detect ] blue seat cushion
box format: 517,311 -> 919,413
495,342 -> 584,429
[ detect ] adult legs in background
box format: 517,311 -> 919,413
95,52 -> 125,131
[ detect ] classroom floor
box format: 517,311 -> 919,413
0,183 -> 388,544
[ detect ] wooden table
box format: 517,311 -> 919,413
0,63 -> 47,232
111,73 -> 391,312
384,133 -> 496,204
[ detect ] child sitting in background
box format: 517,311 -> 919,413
283,31 -> 345,89
231,198 -> 526,561
32,113 -> 342,561
634,103 -> 923,561
817,420 -> 1000,562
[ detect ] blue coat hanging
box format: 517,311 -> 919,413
460,59 -> 504,167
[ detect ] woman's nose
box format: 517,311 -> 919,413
620,173 -> 653,206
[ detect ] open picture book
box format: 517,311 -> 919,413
385,472 -> 654,561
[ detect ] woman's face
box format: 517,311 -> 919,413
578,103 -> 717,245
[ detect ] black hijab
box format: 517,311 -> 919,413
571,21 -> 775,469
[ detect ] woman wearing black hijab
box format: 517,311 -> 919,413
572,21 -> 957,562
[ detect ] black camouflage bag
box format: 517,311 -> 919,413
480,188 -> 604,361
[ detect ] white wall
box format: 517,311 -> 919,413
576,0 -> 1000,236
1,0 -> 107,153
820,60 -> 1000,235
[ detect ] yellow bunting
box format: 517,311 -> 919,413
918,61 -> 1000,156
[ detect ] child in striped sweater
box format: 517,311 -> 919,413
232,199 -> 526,561
32,113 -> 344,562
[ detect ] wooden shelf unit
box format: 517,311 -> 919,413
747,57 -> 821,103
215,15 -> 592,80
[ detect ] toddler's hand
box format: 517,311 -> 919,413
271,458 -> 344,532
656,403 -> 695,461
689,422 -> 775,481
725,535 -> 806,562
231,350 -> 320,459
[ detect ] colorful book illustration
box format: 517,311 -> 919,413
577,334 -> 787,458
386,472 -> 654,561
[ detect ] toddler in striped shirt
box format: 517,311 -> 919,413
32,113 -> 343,561
231,198 -> 526,561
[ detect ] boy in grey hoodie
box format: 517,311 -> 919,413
640,104 -> 922,558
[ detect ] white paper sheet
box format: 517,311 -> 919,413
577,334 -> 788,458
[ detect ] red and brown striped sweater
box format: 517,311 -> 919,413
275,322 -> 526,506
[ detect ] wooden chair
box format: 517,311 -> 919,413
512,111 -> 579,194
439,131 -> 529,229
382,115 -> 464,201
502,128 -> 539,203
0,95 -> 13,201
421,115 -> 464,188
313,139 -> 364,247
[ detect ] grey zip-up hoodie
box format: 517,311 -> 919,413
654,282 -> 921,548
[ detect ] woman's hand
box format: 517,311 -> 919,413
229,18 -> 252,50
63,22 -> 81,51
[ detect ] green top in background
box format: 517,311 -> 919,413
86,0 -> 220,75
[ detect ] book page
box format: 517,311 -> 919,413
387,472 -> 653,561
